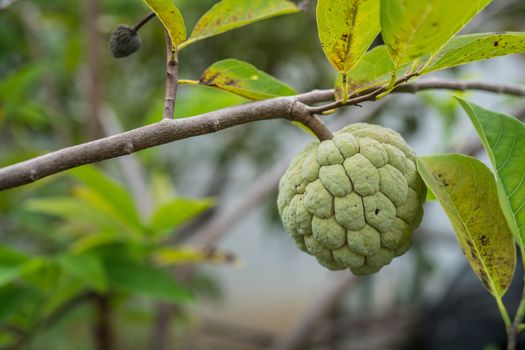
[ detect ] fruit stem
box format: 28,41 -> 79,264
132,12 -> 155,33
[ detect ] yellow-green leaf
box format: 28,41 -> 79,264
424,32 -> 525,73
417,154 -> 515,298
58,253 -> 107,292
143,0 -> 186,47
333,45 -> 412,99
381,0 -> 492,67
457,99 -> 525,248
153,246 -> 239,266
182,0 -> 300,48
70,166 -> 142,230
317,0 -> 380,73
199,58 -> 296,100
149,197 -> 215,237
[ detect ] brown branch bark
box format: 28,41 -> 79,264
1,79 -> 525,191
85,0 -> 104,140
93,294 -> 114,350
394,78 -> 525,96
163,32 -> 178,120
0,97 -> 294,190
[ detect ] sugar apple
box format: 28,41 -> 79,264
277,123 -> 426,275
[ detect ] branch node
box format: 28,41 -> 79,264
290,101 -> 334,141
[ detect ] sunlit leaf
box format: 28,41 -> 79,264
153,246 -> 239,266
200,59 -> 296,100
58,253 -> 107,292
457,99 -> 525,248
418,154 -> 516,297
381,0 -> 492,67
26,196 -> 121,233
104,259 -> 193,303
182,0 -> 300,48
70,231 -> 121,254
142,0 -> 186,47
424,32 -> 525,73
149,197 -> 215,236
73,187 -> 142,236
317,0 -> 380,73
70,166 -> 142,230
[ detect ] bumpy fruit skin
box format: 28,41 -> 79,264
277,123 -> 426,275
109,25 -> 141,58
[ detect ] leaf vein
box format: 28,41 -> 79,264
496,130 -> 517,172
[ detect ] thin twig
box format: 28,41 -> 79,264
307,86 -> 385,115
306,73 -> 419,115
395,78 -> 525,96
85,0 -> 103,140
163,32 -> 178,120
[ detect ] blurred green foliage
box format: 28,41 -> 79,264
1,0 -> 525,349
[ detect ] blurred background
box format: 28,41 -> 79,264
1,0 -> 525,349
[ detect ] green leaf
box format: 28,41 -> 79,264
0,257 -> 49,288
142,0 -> 186,47
317,0 -> 380,73
70,166 -> 142,230
149,197 -> 215,235
333,45 -> 412,98
58,253 -> 107,292
0,245 -> 28,266
417,154 -> 516,298
424,32 -> 525,73
104,259 -> 193,303
456,99 -> 525,248
182,0 -> 300,48
26,196 -> 122,233
39,280 -> 84,319
0,285 -> 36,323
0,246 -> 28,287
70,231 -> 121,254
381,0 -> 492,67
200,59 -> 296,100
0,266 -> 21,287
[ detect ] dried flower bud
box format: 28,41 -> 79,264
109,24 -> 141,58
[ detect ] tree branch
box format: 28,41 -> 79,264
0,97 -> 294,191
291,101 -> 334,140
1,79 -> 525,191
395,78 -> 525,96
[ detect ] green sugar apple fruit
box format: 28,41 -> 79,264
277,123 -> 426,275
